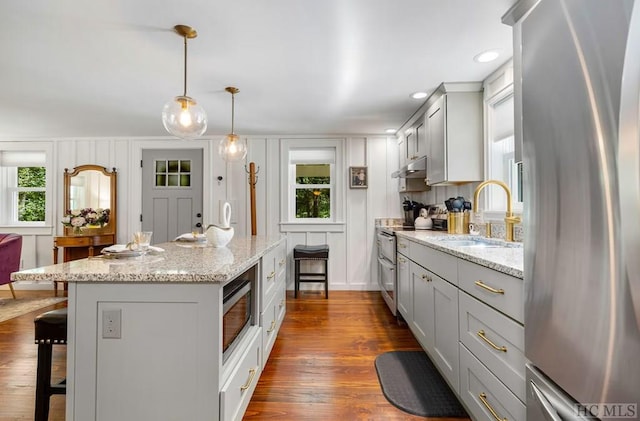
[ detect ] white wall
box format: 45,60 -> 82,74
4,135 -> 402,292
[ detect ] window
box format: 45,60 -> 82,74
485,91 -> 523,213
0,147 -> 52,229
288,147 -> 335,221
279,139 -> 345,230
295,164 -> 331,218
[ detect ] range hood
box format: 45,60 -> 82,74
391,156 -> 427,178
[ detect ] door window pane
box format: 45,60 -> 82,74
154,160 -> 192,187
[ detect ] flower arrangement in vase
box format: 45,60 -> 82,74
61,208 -> 110,234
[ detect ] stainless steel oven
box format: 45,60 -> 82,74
222,265 -> 256,363
376,227 -> 396,316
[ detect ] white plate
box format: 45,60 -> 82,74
176,235 -> 207,243
101,249 -> 145,258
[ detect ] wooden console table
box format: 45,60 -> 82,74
52,234 -> 115,295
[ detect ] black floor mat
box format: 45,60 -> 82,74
375,350 -> 468,418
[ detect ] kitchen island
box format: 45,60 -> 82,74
12,235 -> 287,421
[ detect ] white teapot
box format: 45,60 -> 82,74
414,208 -> 433,230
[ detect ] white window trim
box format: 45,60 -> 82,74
288,164 -> 335,222
279,138 -> 346,229
0,142 -> 54,234
483,84 -> 523,219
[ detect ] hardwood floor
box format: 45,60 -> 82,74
0,289 -> 468,421
0,290 -> 67,421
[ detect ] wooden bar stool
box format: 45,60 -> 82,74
34,308 -> 67,421
294,244 -> 329,298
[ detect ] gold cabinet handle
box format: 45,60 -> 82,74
478,393 -> 507,421
267,320 -> 276,333
279,299 -> 285,308
399,243 -> 407,248
398,256 -> 406,263
267,271 -> 276,280
477,330 -> 507,352
475,280 -> 505,294
240,368 -> 257,391
279,258 -> 286,266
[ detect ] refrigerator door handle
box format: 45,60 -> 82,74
530,381 -> 563,421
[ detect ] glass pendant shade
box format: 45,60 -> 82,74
162,96 -> 207,139
218,86 -> 246,161
162,25 -> 207,140
218,134 -> 247,161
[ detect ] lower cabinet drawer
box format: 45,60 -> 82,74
459,291 -> 526,402
458,259 -> 524,324
459,344 -> 525,421
220,331 -> 262,421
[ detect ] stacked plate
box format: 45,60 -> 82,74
101,244 -> 145,259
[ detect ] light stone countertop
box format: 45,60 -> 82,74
394,231 -> 523,279
11,235 -> 285,284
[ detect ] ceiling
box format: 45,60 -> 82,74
0,0 -> 516,139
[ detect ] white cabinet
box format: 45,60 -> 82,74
425,83 -> 483,186
458,291 -> 526,402
396,253 -> 411,321
458,259 -> 524,324
409,260 -> 460,393
260,241 -> 286,366
406,118 -> 427,162
395,233 -> 525,417
220,332 -> 262,421
459,345 -> 526,421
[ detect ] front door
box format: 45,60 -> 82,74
141,149 -> 203,244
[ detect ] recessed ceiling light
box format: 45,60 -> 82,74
474,50 -> 500,63
385,128 -> 397,134
411,92 -> 428,99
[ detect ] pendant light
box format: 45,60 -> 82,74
218,87 -> 247,161
162,25 -> 207,140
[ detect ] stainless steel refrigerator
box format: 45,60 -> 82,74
522,0 -> 640,419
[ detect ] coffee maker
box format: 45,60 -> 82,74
401,198 -> 425,228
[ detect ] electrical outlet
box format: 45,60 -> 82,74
102,309 -> 121,339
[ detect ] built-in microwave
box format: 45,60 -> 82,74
222,265 -> 256,363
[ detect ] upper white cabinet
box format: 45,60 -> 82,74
405,119 -> 427,162
425,83 -> 483,186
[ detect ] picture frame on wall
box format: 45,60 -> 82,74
349,166 -> 368,189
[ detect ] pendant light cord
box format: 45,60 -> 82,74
231,92 -> 235,134
183,36 -> 188,97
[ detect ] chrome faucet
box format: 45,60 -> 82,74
472,180 -> 521,242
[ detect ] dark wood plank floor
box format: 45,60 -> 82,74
0,289 -> 469,421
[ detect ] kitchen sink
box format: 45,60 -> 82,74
437,238 -> 511,248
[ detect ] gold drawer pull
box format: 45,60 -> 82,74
398,256 -> 406,263
267,271 -> 276,280
475,280 -> 505,294
279,299 -> 285,308
267,320 -> 276,333
240,368 -> 257,391
398,243 -> 407,248
477,330 -> 507,352
279,259 -> 286,266
479,393 -> 507,421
